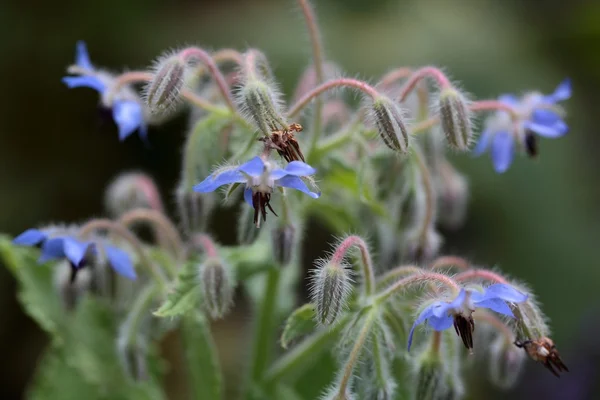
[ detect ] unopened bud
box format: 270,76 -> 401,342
438,88 -> 472,151
104,172 -> 163,218
237,80 -> 288,135
435,162 -> 469,230
413,351 -> 447,400
310,261 -> 353,325
144,53 -> 187,116
199,258 -> 234,319
370,96 -> 410,154
53,260 -> 93,310
488,336 -> 526,390
176,186 -> 215,236
404,226 -> 442,263
271,224 -> 296,266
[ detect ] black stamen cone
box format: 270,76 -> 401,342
453,314 -> 475,349
251,192 -> 278,227
524,131 -> 538,158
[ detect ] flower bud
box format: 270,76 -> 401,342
403,226 -> 442,263
438,88 -> 472,151
144,53 -> 187,116
104,172 -> 163,218
237,205 -> 261,245
413,351 -> 448,400
176,186 -> 215,236
310,261 -> 353,325
435,162 -> 469,230
369,96 -> 410,154
237,80 -> 288,135
488,336 -> 526,390
199,258 -> 234,319
53,260 -> 93,310
271,223 -> 296,266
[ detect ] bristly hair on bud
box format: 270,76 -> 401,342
412,348 -> 448,400
271,223 -> 296,266
236,50 -> 289,135
436,87 -> 473,151
309,260 -> 353,326
144,50 -> 189,116
368,95 -> 411,154
104,171 -> 164,218
198,258 -> 234,319
488,335 -> 526,390
175,185 -> 215,236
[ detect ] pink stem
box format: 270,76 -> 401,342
192,233 -> 219,258
331,236 -> 375,296
398,66 -> 452,102
454,269 -> 508,284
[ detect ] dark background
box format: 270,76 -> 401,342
1,0 -> 599,398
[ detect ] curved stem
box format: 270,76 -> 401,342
430,256 -> 470,271
398,66 -> 452,102
335,310 -> 376,397
331,236 -> 376,296
190,233 -> 219,258
180,47 -> 235,111
375,271 -> 460,304
431,331 -> 442,355
454,269 -> 508,284
288,78 -> 380,119
377,67 -> 413,89
119,208 -> 184,259
376,265 -> 422,288
412,145 -> 436,247
79,219 -> 167,288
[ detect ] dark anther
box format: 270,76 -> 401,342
453,314 -> 475,350
524,131 -> 538,158
251,192 -> 278,227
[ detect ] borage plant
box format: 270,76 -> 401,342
3,1 -> 571,399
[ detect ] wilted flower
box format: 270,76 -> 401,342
194,156 -> 320,227
514,337 -> 569,377
13,228 -> 136,281
473,79 -> 571,173
408,284 -> 528,350
62,41 -> 148,141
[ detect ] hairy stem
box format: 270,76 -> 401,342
412,144 -> 436,247
398,66 -> 452,102
430,256 -> 470,271
119,208 -> 184,259
376,265 -> 422,288
190,233 -> 219,258
375,272 -> 460,304
454,269 -> 508,284
330,236 -> 376,296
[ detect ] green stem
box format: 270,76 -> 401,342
249,267 -> 281,385
264,314 -> 351,384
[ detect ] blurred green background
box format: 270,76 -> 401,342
1,0 -> 599,398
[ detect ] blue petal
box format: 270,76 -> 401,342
474,298 -> 514,317
75,41 -> 93,70
472,130 -> 491,156
113,100 -> 144,141
193,169 -> 246,193
105,244 -> 137,280
545,78 -> 571,103
523,120 -> 568,138
244,188 -> 254,206
63,237 -> 91,267
498,94 -> 519,106
283,161 -> 316,176
62,76 -> 106,93
407,306 -> 435,351
275,176 -> 320,198
445,289 -> 467,311
480,283 -> 528,303
13,229 -> 47,246
427,314 -> 454,331
531,109 -> 562,126
39,238 -> 66,263
238,157 -> 265,177
490,131 -> 514,173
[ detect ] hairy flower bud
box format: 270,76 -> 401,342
144,53 -> 187,116
435,162 -> 469,230
404,226 -> 442,263
488,336 -> 526,390
271,223 -> 296,266
53,260 -> 93,310
104,172 -> 163,218
199,258 -> 234,319
413,351 -> 447,400
438,88 -> 472,151
176,186 -> 215,235
310,261 -> 353,325
370,96 -> 410,154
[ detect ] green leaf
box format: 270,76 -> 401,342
181,312 -> 223,400
281,303 -> 317,349
0,236 -> 64,338
154,260 -> 200,318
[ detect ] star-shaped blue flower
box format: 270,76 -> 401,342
13,228 -> 137,281
62,41 -> 147,141
194,156 -> 320,226
407,283 -> 528,351
473,79 -> 571,173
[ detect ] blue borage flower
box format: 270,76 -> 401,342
474,79 -> 571,173
62,41 -> 148,141
194,156 -> 320,227
407,283 -> 528,351
13,228 -> 137,281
